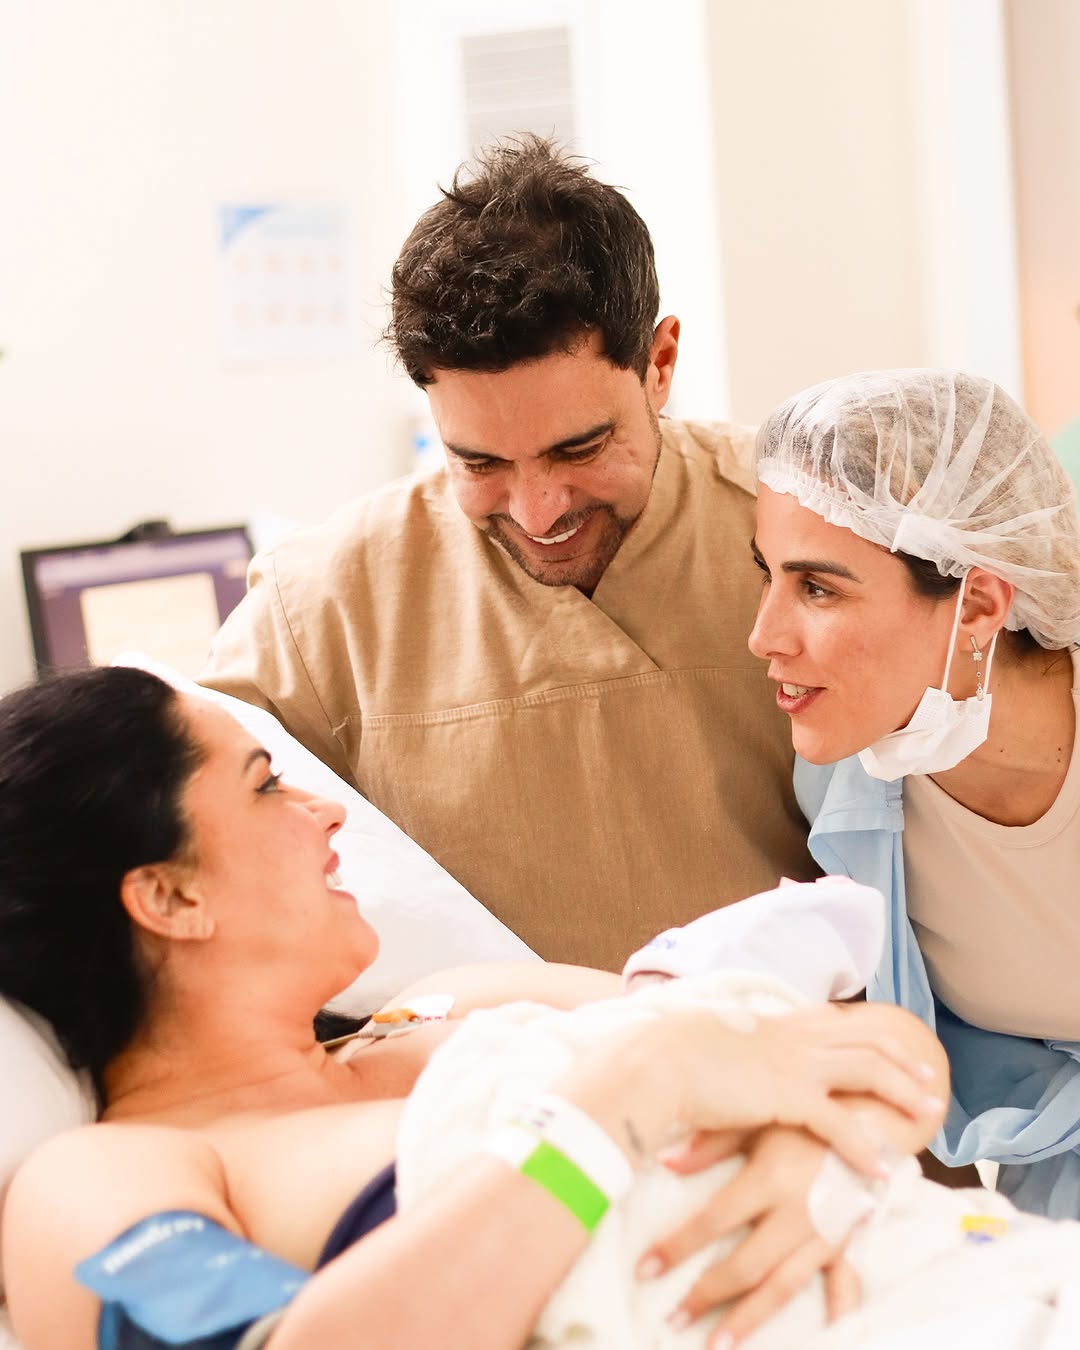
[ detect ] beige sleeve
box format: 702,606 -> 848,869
716,421 -> 759,496
199,550 -> 356,784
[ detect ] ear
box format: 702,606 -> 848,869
645,315 -> 680,413
960,567 -> 1015,647
119,864 -> 216,943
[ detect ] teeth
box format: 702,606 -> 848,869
326,869 -> 343,889
526,524 -> 581,545
782,683 -> 813,697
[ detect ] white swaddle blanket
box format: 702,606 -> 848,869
396,971 -> 1080,1349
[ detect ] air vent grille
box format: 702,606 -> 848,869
461,25 -> 577,153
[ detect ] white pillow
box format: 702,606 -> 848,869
0,1000 -> 96,1296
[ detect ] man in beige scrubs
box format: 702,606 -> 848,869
201,138 -> 814,969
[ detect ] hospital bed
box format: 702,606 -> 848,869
4,662 -> 1080,1348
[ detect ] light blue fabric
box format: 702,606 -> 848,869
76,1209 -> 306,1347
797,753 -> 1080,1218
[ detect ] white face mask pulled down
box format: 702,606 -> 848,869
857,575 -> 998,781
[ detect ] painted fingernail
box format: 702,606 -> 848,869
636,1253 -> 664,1280
667,1306 -> 692,1332
655,1143 -> 686,1166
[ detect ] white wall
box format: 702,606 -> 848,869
706,0 -> 1021,425
906,0 -> 1021,397
394,0 -> 731,420
0,0 -> 1026,692
0,0 -> 420,692
1006,0 -> 1080,437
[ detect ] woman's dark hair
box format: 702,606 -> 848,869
386,134 -> 660,386
895,550 -> 1038,650
895,550 -> 962,599
0,666 -> 204,1100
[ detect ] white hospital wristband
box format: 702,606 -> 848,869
484,1093 -> 635,1232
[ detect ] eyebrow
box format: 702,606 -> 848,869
750,537 -> 862,582
444,420 -> 615,463
243,748 -> 271,774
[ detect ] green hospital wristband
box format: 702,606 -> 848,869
483,1094 -> 635,1234
519,1138 -> 611,1232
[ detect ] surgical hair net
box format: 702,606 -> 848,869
754,369 -> 1080,649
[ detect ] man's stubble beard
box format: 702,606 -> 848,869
485,506 -> 630,593
484,400 -> 663,594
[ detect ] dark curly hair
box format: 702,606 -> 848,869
386,135 -> 660,386
0,666 -> 204,1101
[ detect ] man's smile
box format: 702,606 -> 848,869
524,523 -> 584,546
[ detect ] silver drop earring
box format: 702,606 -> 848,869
970,635 -> 985,700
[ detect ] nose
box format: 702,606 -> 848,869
748,584 -> 799,661
296,788 -> 346,838
507,464 -> 575,537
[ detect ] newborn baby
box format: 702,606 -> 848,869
396,884 -> 1080,1349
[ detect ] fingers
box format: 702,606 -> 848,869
641,1127 -> 866,1345
638,1161 -> 770,1276
703,1233 -> 836,1348
851,1031 -> 937,1083
673,1009 -> 941,1172
823,1255 -> 861,1323
664,1208 -> 829,1339
658,1128 -> 749,1174
794,1099 -> 890,1178
782,1007 -> 938,1083
810,1047 -> 945,1122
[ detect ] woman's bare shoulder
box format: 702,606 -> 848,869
3,1121 -> 233,1350
8,1118 -> 231,1224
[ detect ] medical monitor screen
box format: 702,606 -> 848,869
22,526 -> 253,678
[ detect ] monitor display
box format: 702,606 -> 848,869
21,526 -> 253,677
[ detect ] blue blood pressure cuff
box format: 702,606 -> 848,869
75,1210 -> 308,1349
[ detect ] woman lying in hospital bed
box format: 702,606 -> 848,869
1,668 -> 1079,1350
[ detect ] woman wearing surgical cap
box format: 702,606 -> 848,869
749,368 -> 1080,1219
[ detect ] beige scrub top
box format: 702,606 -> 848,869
201,419 -> 814,970
903,649 -> 1080,1039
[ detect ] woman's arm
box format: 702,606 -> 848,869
275,1008 -> 940,1350
338,964 -> 624,1100
5,1006 -> 937,1350
3,1124 -> 241,1350
387,960 -> 622,1017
